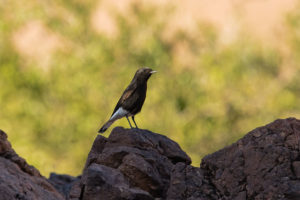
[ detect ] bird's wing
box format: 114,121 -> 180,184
110,84 -> 136,117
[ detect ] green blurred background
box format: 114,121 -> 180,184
1,0 -> 300,176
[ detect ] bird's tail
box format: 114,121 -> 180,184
98,120 -> 114,133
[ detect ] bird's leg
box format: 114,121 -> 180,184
132,116 -> 138,129
126,115 -> 133,128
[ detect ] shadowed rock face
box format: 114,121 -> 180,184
201,118 -> 300,200
68,118 -> 300,200
71,127 -> 192,200
1,118 -> 300,200
0,130 -> 64,200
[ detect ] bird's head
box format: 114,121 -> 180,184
134,67 -> 157,82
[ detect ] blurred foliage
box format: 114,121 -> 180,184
0,1 -> 300,176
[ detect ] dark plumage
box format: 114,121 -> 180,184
98,67 -> 156,133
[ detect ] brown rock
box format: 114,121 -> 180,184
0,130 -> 64,200
69,119 -> 300,199
83,134 -> 108,171
70,127 -> 192,199
107,127 -> 191,164
292,161 -> 300,178
167,162 -> 216,200
81,163 -> 153,200
201,118 -> 300,199
3,118 -> 300,200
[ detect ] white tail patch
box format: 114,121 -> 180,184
99,107 -> 130,133
110,107 -> 129,121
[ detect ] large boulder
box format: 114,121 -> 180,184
0,130 -> 64,200
70,127 -> 192,199
201,117 -> 300,200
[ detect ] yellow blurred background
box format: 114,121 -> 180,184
1,0 -> 300,176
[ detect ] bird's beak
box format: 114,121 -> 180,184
150,70 -> 157,74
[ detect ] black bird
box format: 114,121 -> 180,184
98,67 -> 157,133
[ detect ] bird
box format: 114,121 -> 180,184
98,67 -> 157,133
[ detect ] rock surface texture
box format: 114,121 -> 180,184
70,127 -> 192,200
1,118 -> 300,199
0,130 -> 64,200
201,117 -> 300,200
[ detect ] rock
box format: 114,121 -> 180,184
107,127 -> 191,165
48,173 -> 80,199
166,162 -> 216,200
2,118 -> 300,200
81,163 -> 153,200
83,134 -> 108,171
68,118 -> 300,199
72,127 -> 192,199
0,130 -> 64,200
292,161 -> 300,178
201,117 -> 300,199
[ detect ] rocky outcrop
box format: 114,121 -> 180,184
1,118 -> 300,200
70,127 -> 193,200
201,117 -> 300,200
67,118 -> 300,200
0,130 -> 64,200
